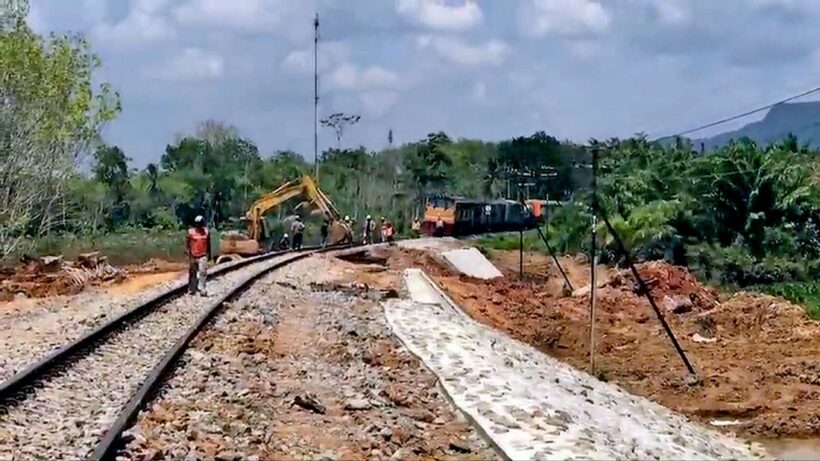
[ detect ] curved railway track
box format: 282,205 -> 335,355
0,245 -> 348,460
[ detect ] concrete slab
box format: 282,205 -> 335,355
396,237 -> 462,252
403,268 -> 445,305
382,270 -> 769,461
441,247 -> 503,279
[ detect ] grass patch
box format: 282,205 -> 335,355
5,228 -> 221,266
475,231 -> 544,253
759,281 -> 820,320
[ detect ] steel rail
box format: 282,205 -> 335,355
89,248 -> 326,460
0,245 -> 330,401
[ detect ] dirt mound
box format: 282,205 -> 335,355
0,252 -> 124,301
408,250 -> 820,439
604,261 -> 721,313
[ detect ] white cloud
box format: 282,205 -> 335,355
471,81 -> 487,102
396,0 -> 482,31
328,64 -> 400,91
93,0 -> 175,49
281,42 -> 350,74
174,0 -> 303,34
155,48 -> 224,82
360,90 -> 400,116
653,0 -> 690,26
416,35 -> 509,66
520,0 -> 610,37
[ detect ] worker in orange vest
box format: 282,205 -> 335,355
186,215 -> 211,296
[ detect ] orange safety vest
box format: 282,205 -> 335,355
188,228 -> 209,258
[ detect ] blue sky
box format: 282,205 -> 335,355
28,0 -> 820,165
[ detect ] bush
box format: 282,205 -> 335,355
761,281 -> 820,320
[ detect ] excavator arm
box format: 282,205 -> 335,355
244,175 -> 342,242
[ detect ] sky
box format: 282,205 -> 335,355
27,0 -> 820,166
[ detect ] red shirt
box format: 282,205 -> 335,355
187,227 -> 209,258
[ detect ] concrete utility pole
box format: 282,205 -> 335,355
313,12 -> 320,180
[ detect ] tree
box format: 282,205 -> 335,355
93,145 -> 130,202
320,112 -> 361,148
146,163 -> 160,198
0,6 -> 120,256
404,132 -> 453,208
160,126 -> 261,225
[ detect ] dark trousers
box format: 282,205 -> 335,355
292,232 -> 303,249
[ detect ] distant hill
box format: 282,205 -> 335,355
692,102 -> 820,150
657,102 -> 820,150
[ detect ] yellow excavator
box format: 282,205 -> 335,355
218,175 -> 352,263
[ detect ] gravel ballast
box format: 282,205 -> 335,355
119,255 -> 499,460
0,254 -> 296,460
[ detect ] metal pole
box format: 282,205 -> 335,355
535,225 -> 574,292
589,147 -> 598,375
518,171 -> 524,279
519,223 -> 524,279
599,212 -> 698,377
313,13 -> 319,181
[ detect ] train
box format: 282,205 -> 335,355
422,195 -> 543,237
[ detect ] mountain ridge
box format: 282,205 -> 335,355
693,101 -> 820,149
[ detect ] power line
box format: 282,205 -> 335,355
671,84 -> 820,138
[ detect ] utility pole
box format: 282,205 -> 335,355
589,147 -> 599,375
313,12 -> 320,180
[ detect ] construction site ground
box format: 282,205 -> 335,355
334,245 -> 820,451
2,241 -> 819,458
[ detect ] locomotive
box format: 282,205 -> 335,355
422,194 -> 540,237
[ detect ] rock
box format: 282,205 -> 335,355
379,427 -> 393,439
449,441 -> 472,454
247,456 -> 260,461
344,398 -> 372,411
390,448 -> 406,460
691,333 -> 717,344
662,295 -> 693,314
572,284 -> 591,297
215,451 -> 243,461
315,451 -> 339,461
293,394 -> 326,414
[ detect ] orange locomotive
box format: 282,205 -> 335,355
422,194 -> 538,237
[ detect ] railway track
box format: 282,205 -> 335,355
0,246 -> 343,460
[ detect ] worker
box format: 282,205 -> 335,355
320,218 -> 329,248
411,218 -> 421,237
378,217 -> 387,243
434,216 -> 445,237
382,218 -> 395,242
277,233 -> 290,250
186,215 -> 211,296
362,215 -> 374,244
291,216 -> 305,249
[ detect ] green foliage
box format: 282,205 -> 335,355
760,281 -> 820,320
0,10 -> 119,257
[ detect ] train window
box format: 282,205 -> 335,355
429,197 -> 453,209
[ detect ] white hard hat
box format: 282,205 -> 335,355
344,215 -> 350,220
194,215 -> 204,223
366,215 -> 371,220
284,233 -> 289,237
